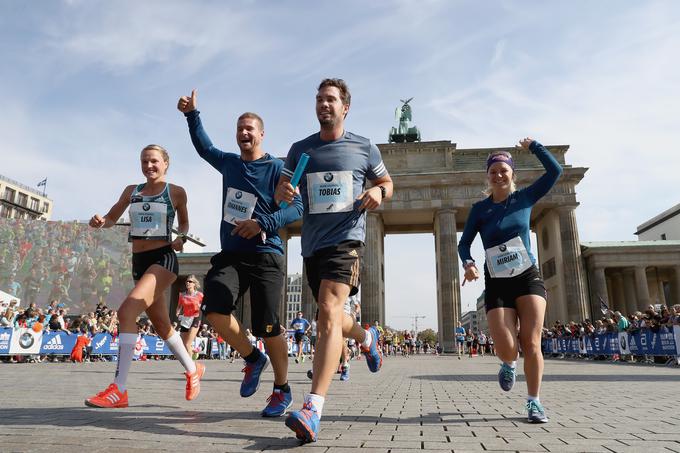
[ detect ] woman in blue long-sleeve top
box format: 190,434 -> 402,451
458,137 -> 562,424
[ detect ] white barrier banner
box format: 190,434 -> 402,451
618,332 -> 631,355
674,326 -> 680,356
9,328 -> 43,354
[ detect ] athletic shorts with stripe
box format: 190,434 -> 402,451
132,245 -> 179,282
200,251 -> 284,338
304,240 -> 363,301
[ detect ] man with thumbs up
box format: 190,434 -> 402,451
177,90 -> 303,417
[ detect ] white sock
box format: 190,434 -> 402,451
304,393 -> 325,418
113,333 -> 138,392
504,360 -> 517,369
165,332 -> 196,374
361,329 -> 373,348
527,395 -> 540,403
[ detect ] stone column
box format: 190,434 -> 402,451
361,212 -> 385,326
654,268 -> 667,306
301,263 -> 316,323
434,209 -> 460,353
557,207 -> 589,321
634,266 -> 650,308
592,267 -> 609,313
611,272 -> 626,314
622,269 -> 638,314
673,266 -> 680,306
278,229 -> 289,325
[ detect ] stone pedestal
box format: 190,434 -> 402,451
434,209 -> 460,353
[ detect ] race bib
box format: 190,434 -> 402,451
178,315 -> 194,329
307,171 -> 353,214
129,202 -> 167,237
223,187 -> 257,225
485,236 -> 532,278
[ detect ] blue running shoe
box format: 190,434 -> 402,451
498,362 -> 516,392
285,402 -> 320,443
240,353 -> 270,397
526,400 -> 549,423
339,365 -> 350,381
261,389 -> 293,417
360,327 -> 382,373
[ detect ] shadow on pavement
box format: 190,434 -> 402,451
412,374 -> 680,382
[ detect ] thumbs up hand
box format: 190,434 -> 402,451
177,89 -> 197,113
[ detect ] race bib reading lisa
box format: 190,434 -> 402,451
223,188 -> 257,225
307,171 -> 353,214
485,236 -> 532,278
129,201 -> 168,237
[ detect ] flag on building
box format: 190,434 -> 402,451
599,295 -> 609,314
37,178 -> 47,187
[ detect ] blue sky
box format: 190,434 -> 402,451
2,1 -> 680,331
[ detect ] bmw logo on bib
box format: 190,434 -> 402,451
142,202 -> 151,211
499,244 -> 507,252
235,191 -> 243,199
324,173 -> 334,182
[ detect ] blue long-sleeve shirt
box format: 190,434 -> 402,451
184,110 -> 303,255
457,141 -> 563,268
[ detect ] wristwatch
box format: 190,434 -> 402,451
463,259 -> 476,269
377,185 -> 386,199
178,233 -> 188,243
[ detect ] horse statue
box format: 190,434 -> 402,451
389,97 -> 421,143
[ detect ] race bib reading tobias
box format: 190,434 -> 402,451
485,236 -> 532,278
223,187 -> 257,225
307,171 -> 353,214
129,201 -> 168,237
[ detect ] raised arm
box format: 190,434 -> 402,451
89,185 -> 135,229
519,138 -> 563,204
177,89 -> 227,171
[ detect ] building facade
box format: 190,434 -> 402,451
286,273 -> 303,327
0,175 -> 52,220
461,310 -> 478,334
635,203 -> 680,241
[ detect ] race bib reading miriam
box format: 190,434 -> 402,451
485,236 -> 532,278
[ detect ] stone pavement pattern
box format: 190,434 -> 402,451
1,355 -> 679,452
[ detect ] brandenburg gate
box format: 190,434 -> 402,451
175,139 -> 588,352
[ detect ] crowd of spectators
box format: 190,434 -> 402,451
542,303 -> 680,364
0,218 -> 133,314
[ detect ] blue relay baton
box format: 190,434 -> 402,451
280,152 -> 310,208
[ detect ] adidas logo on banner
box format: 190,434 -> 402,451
43,335 -> 64,351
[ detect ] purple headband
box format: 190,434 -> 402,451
486,154 -> 514,171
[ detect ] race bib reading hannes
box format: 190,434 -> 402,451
223,188 -> 257,225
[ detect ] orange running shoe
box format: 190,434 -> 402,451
84,383 -> 128,408
185,362 -> 205,401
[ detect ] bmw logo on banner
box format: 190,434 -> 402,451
9,327 -> 43,354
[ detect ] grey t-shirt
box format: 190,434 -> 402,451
282,131 -> 388,257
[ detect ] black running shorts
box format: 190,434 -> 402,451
201,251 -> 284,338
484,265 -> 546,312
304,240 -> 363,301
131,245 -> 178,282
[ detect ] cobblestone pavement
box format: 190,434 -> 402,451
1,354 -> 679,452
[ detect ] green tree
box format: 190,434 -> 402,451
418,328 -> 437,345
